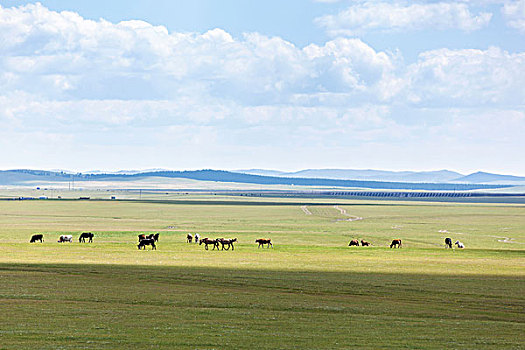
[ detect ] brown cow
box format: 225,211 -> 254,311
256,238 -> 272,248
348,239 -> 359,246
390,239 -> 402,248
199,238 -> 220,250
360,240 -> 371,246
219,238 -> 237,251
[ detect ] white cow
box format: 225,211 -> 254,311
455,240 -> 465,249
58,235 -> 73,243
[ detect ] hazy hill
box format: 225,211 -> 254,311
235,169 -> 286,177
0,169 -> 510,191
238,169 -> 463,183
453,171 -> 525,184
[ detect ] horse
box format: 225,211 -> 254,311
455,241 -> 465,249
256,238 -> 273,248
360,240 -> 371,246
138,238 -> 156,250
30,234 -> 44,243
79,232 -> 94,243
58,235 -> 73,243
219,238 -> 237,251
348,239 -> 359,246
445,237 -> 453,248
187,233 -> 193,243
199,238 -> 219,250
390,239 -> 402,248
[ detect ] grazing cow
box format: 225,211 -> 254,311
138,234 -> 146,241
445,237 -> 453,248
138,238 -> 156,250
187,233 -> 193,243
58,235 -> 73,243
194,233 -> 200,243
348,239 -> 359,246
390,239 -> 402,248
153,233 -> 159,242
199,238 -> 219,251
455,241 -> 465,249
256,238 -> 273,248
30,234 -> 44,243
79,232 -> 94,243
360,240 -> 371,246
219,238 -> 237,251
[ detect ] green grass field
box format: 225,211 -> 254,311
0,197 -> 524,349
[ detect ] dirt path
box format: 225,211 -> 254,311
301,205 -> 312,215
333,205 -> 363,222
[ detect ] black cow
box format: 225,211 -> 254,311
30,234 -> 44,243
445,237 -> 453,248
138,238 -> 156,250
348,239 -> 359,246
153,233 -> 159,242
79,232 -> 94,243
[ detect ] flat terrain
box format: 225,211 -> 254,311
0,196 -> 523,349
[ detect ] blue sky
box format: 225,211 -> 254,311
0,0 -> 524,174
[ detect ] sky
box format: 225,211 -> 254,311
0,0 -> 524,174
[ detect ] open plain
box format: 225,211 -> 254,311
0,196 -> 523,349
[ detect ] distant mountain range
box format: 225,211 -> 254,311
0,169 -> 520,190
237,169 -> 525,185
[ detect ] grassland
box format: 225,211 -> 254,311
0,196 -> 523,349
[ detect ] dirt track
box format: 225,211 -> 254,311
301,205 -> 312,215
333,205 -> 363,222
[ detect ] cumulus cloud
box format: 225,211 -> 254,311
315,2 -> 492,36
502,0 -> 525,32
0,2 -> 403,106
0,3 -> 523,172
405,47 -> 525,106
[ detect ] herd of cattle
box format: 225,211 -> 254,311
186,233 -> 272,250
29,233 -> 464,250
348,237 -> 465,249
28,232 -> 274,251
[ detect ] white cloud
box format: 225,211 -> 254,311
405,47 -> 525,106
0,3 -> 523,172
315,2 -> 492,36
502,0 -> 525,33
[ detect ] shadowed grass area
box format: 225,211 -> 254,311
1,263 -> 523,349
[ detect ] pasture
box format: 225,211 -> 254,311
0,197 -> 524,349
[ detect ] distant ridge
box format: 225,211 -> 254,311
0,169 -> 511,191
453,171 -> 525,184
241,169 -> 464,183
